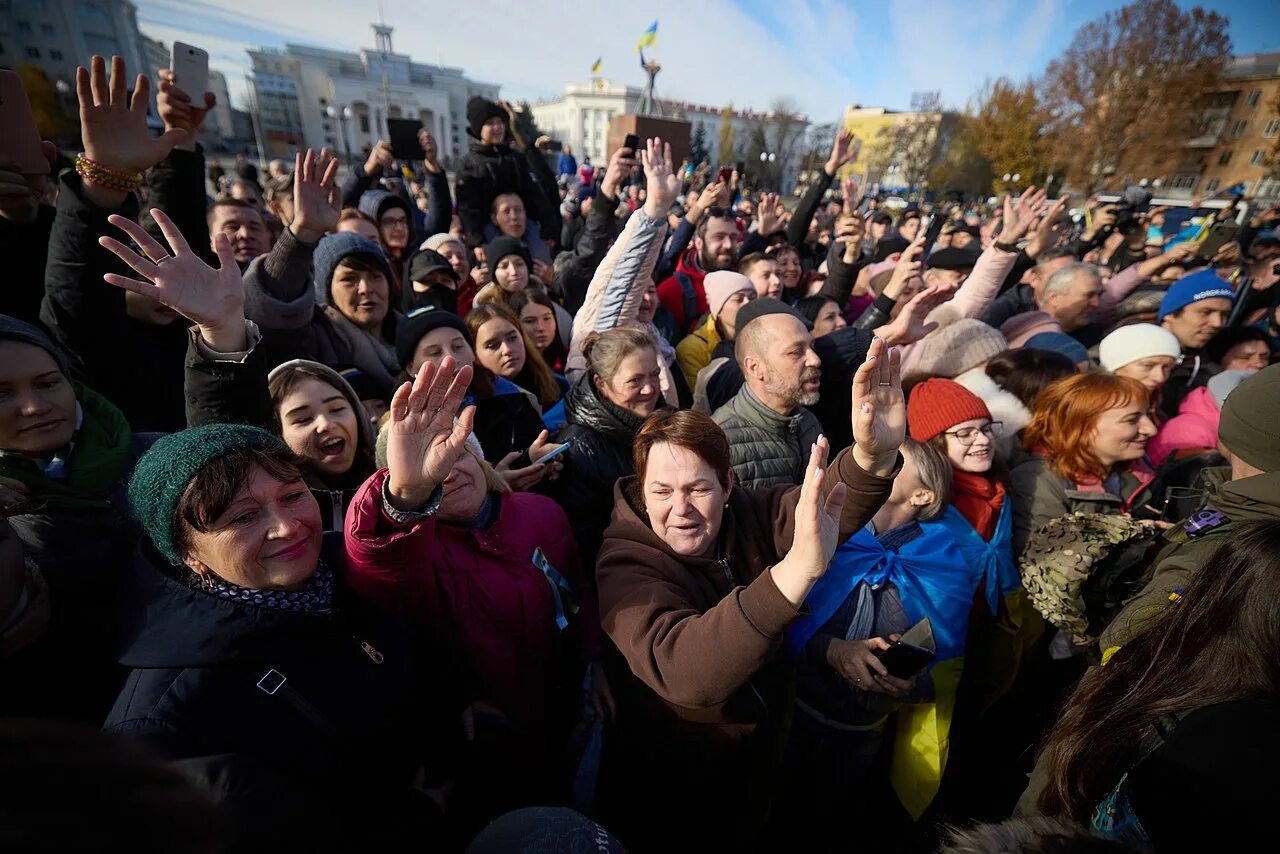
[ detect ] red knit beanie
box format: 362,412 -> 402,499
908,378 -> 993,442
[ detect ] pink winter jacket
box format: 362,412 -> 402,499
344,468 -> 601,725
1148,386 -> 1220,466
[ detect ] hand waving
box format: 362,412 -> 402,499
99,208 -> 245,350
386,357 -> 476,509
156,69 -> 215,145
77,55 -> 184,176
641,137 -> 679,220
756,192 -> 783,235
290,148 -> 341,243
873,282 -> 958,348
825,130 -> 858,177
850,336 -> 904,477
1000,185 -> 1049,244
771,436 -> 847,606
883,233 -> 927,298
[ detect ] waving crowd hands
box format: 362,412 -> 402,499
640,137 -> 679,222
851,336 -> 906,478
385,358 -> 477,511
290,148 -> 342,243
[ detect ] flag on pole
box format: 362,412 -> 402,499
636,21 -> 658,52
591,57 -> 602,73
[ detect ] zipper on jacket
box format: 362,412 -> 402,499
330,490 -> 345,532
717,556 -> 737,587
354,636 -> 384,664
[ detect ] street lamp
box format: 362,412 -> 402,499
326,104 -> 353,165
759,150 -> 776,188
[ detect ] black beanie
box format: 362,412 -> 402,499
467,97 -> 508,141
485,235 -> 531,272
395,306 -> 469,370
735,297 -> 811,333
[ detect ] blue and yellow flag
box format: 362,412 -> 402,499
636,21 -> 658,52
591,57 -> 602,74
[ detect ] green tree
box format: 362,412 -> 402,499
717,104 -> 736,165
690,122 -> 710,165
1039,0 -> 1230,191
513,100 -> 542,143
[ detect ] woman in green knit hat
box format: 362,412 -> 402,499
0,313 -> 142,720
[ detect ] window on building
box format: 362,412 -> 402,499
41,23 -> 54,36
1230,120 -> 1247,138
1257,177 -> 1280,198
1205,178 -> 1220,193
1171,174 -> 1198,190
1251,150 -> 1268,167
1265,120 -> 1280,138
49,49 -> 62,61
16,20 -> 31,34
1218,150 -> 1233,166
25,47 -> 39,59
359,114 -> 370,134
1246,90 -> 1261,107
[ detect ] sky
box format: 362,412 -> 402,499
134,0 -> 1280,122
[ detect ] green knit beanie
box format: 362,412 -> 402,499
1218,363 -> 1280,474
129,424 -> 289,565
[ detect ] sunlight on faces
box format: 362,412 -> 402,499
1163,299 -> 1232,349
643,442 -> 730,558
336,217 -> 381,243
717,289 -> 755,339
746,314 -> 821,411
0,342 -> 76,455
884,443 -> 934,517
925,267 -> 967,289
491,193 -> 527,239
771,246 -> 801,290
1220,340 -> 1270,372
277,377 -> 359,478
434,240 -> 471,280
1114,357 -> 1177,393
745,258 -> 782,299
1090,402 -> 1157,468
494,256 -> 529,293
811,299 -> 847,338
698,219 -> 741,273
518,302 -> 558,351
209,204 -> 270,263
899,217 -> 921,241
331,261 -> 389,332
638,281 -> 659,324
595,348 -> 662,418
480,116 -> 506,146
184,465 -> 322,591
475,317 -> 525,379
1044,272 -> 1103,332
438,448 -> 489,523
379,209 -> 410,252
411,327 -> 475,379
942,418 -> 995,473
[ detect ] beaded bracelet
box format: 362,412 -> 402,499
75,153 -> 142,192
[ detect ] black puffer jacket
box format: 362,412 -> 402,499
549,374 -> 648,575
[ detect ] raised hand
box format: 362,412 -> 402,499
77,55 -> 184,177
1000,185 -> 1049,244
363,140 -> 394,178
156,68 -> 215,146
418,128 -> 440,173
825,130 -> 858,177
600,144 -> 638,201
882,233 -> 927,298
850,336 -> 904,477
771,436 -> 848,606
495,451 -> 547,491
873,282 -> 958,348
687,178 -> 728,224
99,208 -> 246,351
385,357 -> 476,509
756,192 -> 783,235
641,137 -> 679,220
841,176 -> 861,215
290,148 -> 341,243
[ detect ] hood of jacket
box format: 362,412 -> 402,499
268,359 -> 377,475
116,536 -> 343,669
1213,468 -> 1280,522
1176,384 -> 1220,422
356,189 -> 411,226
955,367 -> 1032,436
564,372 -> 646,444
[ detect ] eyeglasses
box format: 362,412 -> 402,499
382,216 -> 409,229
942,422 -> 1001,445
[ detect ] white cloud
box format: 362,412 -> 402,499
133,0 -> 861,121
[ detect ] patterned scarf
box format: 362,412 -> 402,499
204,563 -> 335,615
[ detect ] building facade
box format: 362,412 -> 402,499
247,23 -> 499,163
841,105 -> 942,194
530,78 -> 807,189
1165,53 -> 1280,201
0,0 -> 148,88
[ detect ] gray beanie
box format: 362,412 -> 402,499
909,319 -> 1008,379
1218,364 -> 1280,472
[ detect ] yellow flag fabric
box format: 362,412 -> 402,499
636,21 -> 658,52
591,58 -> 602,73
890,656 -> 964,819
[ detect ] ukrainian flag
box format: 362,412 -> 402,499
636,21 -> 658,52
591,57 -> 602,74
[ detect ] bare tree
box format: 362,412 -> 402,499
1039,0 -> 1229,192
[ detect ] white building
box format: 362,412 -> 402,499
247,23 -> 499,163
531,78 -> 807,189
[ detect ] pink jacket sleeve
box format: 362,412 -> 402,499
1100,263 -> 1147,312
342,467 -> 440,611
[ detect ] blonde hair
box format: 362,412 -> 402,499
464,442 -> 511,495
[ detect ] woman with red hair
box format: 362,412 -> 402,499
1009,374 -> 1161,555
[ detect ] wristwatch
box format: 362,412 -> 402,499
994,239 -> 1020,253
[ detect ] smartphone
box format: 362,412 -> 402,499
387,118 -> 425,161
0,71 -> 49,175
875,617 -> 936,679
537,442 -> 571,463
717,166 -> 734,185
1194,222 -> 1238,262
622,133 -> 640,154
170,41 -> 209,98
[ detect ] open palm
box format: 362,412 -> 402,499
785,437 -> 847,580
851,336 -> 905,464
292,148 -> 341,241
642,137 -> 679,216
386,358 -> 476,508
78,55 -> 184,176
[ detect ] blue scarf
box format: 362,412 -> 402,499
935,502 -> 1018,614
788,522 -> 983,661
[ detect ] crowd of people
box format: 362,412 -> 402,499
2,53 -> 1280,852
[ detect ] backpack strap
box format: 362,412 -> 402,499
675,270 -> 697,332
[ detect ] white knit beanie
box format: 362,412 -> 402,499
1098,324 -> 1182,372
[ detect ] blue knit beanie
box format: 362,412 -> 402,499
312,232 -> 392,306
128,424 -> 289,566
1157,269 -> 1234,320
1024,332 -> 1089,365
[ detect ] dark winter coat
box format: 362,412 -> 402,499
455,142 -> 557,249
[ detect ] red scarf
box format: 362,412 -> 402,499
950,469 -> 1005,541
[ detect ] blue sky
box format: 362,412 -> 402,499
134,0 -> 1280,122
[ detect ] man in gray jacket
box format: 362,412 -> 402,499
712,300 -> 824,489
